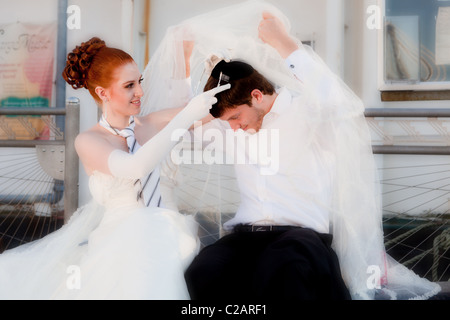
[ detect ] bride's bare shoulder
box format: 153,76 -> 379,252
75,125 -> 109,152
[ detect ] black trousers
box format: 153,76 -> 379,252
184,227 -> 351,300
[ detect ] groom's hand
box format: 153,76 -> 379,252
258,11 -> 300,58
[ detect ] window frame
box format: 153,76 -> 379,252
377,0 -> 450,96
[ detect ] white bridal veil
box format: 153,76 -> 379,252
140,0 -> 441,300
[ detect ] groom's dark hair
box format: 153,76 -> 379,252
204,60 -> 275,118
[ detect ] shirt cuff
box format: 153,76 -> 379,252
284,49 -> 316,82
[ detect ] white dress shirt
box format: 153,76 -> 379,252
173,49 -> 338,234
221,49 -> 336,234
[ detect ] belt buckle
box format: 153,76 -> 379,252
251,225 -> 272,232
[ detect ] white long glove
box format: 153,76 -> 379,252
108,84 -> 230,179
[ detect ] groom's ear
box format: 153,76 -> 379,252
251,89 -> 263,103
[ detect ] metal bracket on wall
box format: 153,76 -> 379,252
35,145 -> 65,181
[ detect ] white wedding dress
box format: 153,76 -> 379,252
0,170 -> 200,300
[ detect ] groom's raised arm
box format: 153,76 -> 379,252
258,11 -> 347,110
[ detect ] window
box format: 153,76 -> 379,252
378,0 -> 450,99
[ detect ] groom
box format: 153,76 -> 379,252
184,12 -> 351,300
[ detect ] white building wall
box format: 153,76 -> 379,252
0,0 -> 58,24
147,0 -> 330,62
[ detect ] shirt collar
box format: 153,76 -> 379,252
266,87 -> 291,117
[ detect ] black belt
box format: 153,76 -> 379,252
233,224 -> 303,233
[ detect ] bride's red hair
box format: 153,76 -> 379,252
62,37 -> 134,104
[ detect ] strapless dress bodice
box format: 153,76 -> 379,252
89,171 -> 143,210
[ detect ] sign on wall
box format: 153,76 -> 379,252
0,22 -> 56,139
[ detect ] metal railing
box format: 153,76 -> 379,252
0,98 -> 80,222
365,107 -> 450,286
365,108 -> 450,155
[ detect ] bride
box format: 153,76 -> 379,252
0,37 -> 229,300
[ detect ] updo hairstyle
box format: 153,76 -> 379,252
62,37 -> 134,104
